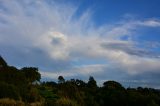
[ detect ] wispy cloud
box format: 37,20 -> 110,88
138,19 -> 160,27
0,0 -> 160,87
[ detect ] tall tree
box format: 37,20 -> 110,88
87,76 -> 97,88
58,76 -> 65,84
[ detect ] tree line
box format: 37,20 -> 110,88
0,56 -> 160,106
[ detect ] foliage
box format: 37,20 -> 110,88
0,98 -> 25,106
0,82 -> 20,100
87,76 -> 97,88
58,76 -> 65,84
55,97 -> 78,106
20,67 -> 41,83
0,56 -> 160,106
0,55 -> 7,67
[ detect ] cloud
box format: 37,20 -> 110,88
0,0 -> 160,87
138,19 -> 160,27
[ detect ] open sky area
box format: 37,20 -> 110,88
0,0 -> 160,88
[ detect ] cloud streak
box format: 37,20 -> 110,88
0,0 -> 160,87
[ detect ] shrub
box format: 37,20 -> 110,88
0,98 -> 25,106
0,82 -> 20,100
55,97 -> 78,106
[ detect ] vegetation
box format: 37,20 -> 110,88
0,55 -> 160,106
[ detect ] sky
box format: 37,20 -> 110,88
0,0 -> 160,88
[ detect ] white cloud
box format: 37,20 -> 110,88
138,19 -> 160,27
35,31 -> 69,60
40,64 -> 107,80
0,0 -> 160,82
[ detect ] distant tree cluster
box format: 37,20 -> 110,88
0,56 -> 42,105
0,56 -> 160,106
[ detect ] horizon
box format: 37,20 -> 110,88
0,0 -> 160,88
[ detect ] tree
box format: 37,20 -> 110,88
75,79 -> 86,87
103,80 -> 125,90
87,76 -> 97,88
21,67 -> 41,83
0,55 -> 7,68
85,76 -> 98,106
100,81 -> 126,106
58,76 -> 65,84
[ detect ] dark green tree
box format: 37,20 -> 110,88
75,79 -> 86,87
0,55 -> 7,67
58,76 -> 65,84
99,81 -> 126,106
103,80 -> 125,90
21,67 -> 41,83
87,76 -> 97,88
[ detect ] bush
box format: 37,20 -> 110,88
0,98 -> 25,106
55,97 -> 78,106
0,82 -> 20,100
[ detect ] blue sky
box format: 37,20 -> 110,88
0,0 -> 160,88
